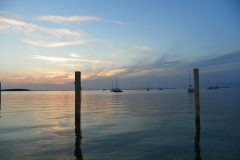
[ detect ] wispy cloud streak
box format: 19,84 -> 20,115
0,16 -> 86,38
131,44 -> 156,52
35,15 -> 128,25
35,15 -> 101,24
0,13 -> 128,48
21,39 -> 88,47
112,49 -> 240,78
187,50 -> 240,70
0,11 -> 23,19
0,16 -> 91,47
31,55 -> 76,62
30,55 -> 114,64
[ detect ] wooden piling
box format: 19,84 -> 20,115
193,68 -> 199,99
193,68 -> 200,118
74,71 -> 82,158
75,71 -> 81,123
0,82 -> 1,102
75,112 -> 82,158
193,68 -> 201,159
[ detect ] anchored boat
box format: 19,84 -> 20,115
112,77 -> 123,92
188,70 -> 194,92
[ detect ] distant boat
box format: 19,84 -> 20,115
214,82 -> 219,89
207,81 -> 219,90
147,81 -> 149,91
112,77 -> 123,92
207,81 -> 213,90
110,80 -> 114,92
159,82 -> 162,90
188,70 -> 194,92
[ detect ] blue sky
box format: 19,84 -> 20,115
0,0 -> 240,90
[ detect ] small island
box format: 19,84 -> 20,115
2,89 -> 31,91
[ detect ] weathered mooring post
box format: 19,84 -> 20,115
193,68 -> 200,118
75,71 -> 81,123
193,68 -> 201,159
193,68 -> 199,101
0,82 -> 1,103
74,71 -> 82,158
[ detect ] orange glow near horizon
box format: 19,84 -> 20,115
0,68 -> 127,85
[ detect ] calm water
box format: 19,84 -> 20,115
0,88 -> 240,160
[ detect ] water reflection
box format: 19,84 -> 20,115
194,97 -> 201,160
75,120 -> 83,160
74,92 -> 83,160
188,91 -> 193,103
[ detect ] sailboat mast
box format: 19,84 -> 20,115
116,77 -> 118,89
189,70 -> 190,84
189,70 -> 191,87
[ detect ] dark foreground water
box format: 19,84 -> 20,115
0,88 -> 240,160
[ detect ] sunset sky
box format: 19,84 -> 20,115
0,0 -> 240,90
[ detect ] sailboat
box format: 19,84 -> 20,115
207,81 -> 219,90
214,82 -> 219,89
147,81 -> 149,91
159,82 -> 162,90
110,80 -> 114,92
188,70 -> 194,92
112,77 -> 123,92
207,81 -> 214,90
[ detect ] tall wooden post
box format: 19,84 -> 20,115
193,68 -> 201,159
193,68 -> 200,119
0,82 -> 2,118
0,82 -> 1,103
74,71 -> 82,158
75,71 -> 81,123
193,68 -> 199,102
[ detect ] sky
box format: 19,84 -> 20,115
0,0 -> 240,90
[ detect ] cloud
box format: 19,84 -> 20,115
29,55 -> 114,64
0,16 -> 26,27
185,50 -> 240,72
35,15 -> 129,25
21,39 -> 88,47
30,55 -> 76,62
62,63 -> 82,67
80,59 -> 114,64
0,11 -> 23,19
154,46 -> 179,65
131,44 -> 156,52
0,15 -> 85,37
0,16 -> 91,47
0,67 -> 75,84
109,49 -> 240,79
35,15 -> 101,24
0,13 -> 127,48
107,20 -> 131,25
76,67 -> 128,80
70,53 -> 81,58
200,50 -> 240,66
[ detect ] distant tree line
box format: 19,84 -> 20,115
1,89 -> 30,91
